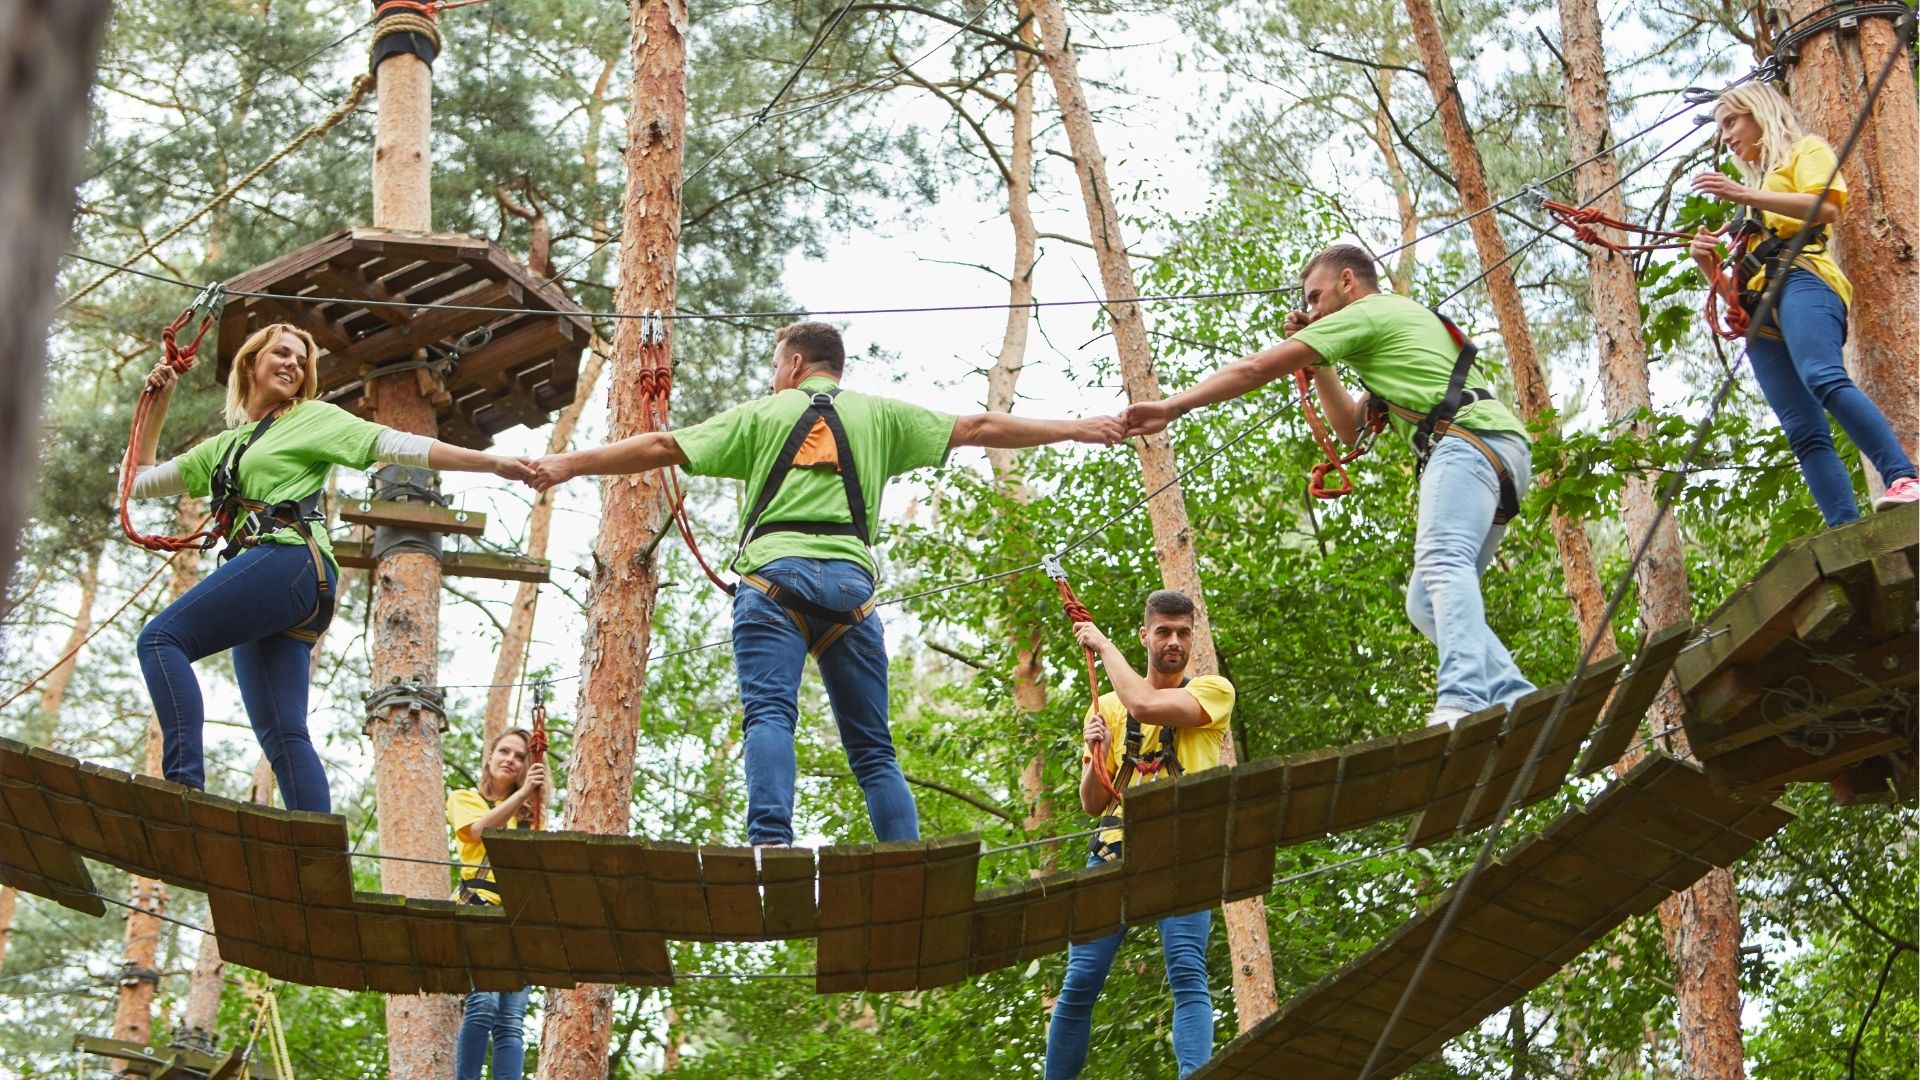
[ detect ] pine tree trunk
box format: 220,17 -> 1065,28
1775,0 -> 1919,492
0,0 -> 109,604
485,342 -> 608,741
178,928 -> 224,1050
33,544 -> 103,736
1027,0 -> 1279,1030
536,0 -> 687,1073
368,38 -> 460,1077
0,886 -> 16,978
1554,3 -> 1748,1076
1400,0 -> 1613,651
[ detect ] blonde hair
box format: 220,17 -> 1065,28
479,727 -> 536,825
225,323 -> 320,426
1714,83 -> 1809,183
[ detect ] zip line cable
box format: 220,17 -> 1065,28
1356,17 -> 1911,1075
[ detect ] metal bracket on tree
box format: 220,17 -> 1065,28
363,676 -> 448,734
369,464 -> 448,562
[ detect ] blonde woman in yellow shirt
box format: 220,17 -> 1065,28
447,728 -> 547,1080
1688,83 -> 1917,525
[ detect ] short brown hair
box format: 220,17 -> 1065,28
775,321 -> 846,373
1144,589 -> 1196,623
1301,244 -> 1380,291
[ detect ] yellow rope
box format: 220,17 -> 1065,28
60,73 -> 377,312
242,986 -> 297,1080
371,12 -> 443,54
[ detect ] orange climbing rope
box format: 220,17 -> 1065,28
1294,369 -> 1386,500
636,311 -> 735,594
118,286 -> 231,553
527,685 -> 550,831
1042,556 -> 1125,808
1534,197 -> 1756,342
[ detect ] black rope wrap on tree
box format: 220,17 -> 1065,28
370,464 -> 447,562
1771,1 -> 1917,68
364,677 -> 448,734
371,3 -> 441,71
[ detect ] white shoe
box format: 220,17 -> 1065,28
1428,706 -> 1470,727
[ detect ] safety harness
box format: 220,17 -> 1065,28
209,412 -> 334,644
729,388 -> 877,659
1357,310 -> 1522,525
1728,206 -> 1828,338
1087,678 -> 1191,864
455,792 -> 515,906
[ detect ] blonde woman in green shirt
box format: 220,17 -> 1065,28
526,321 -> 1121,845
1123,245 -> 1535,726
128,322 -> 531,812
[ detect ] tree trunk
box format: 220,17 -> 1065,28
536,0 -> 687,1073
485,342 -> 608,741
1555,2 -> 1747,1076
33,544 -> 103,736
1775,0 -> 1919,493
0,886 -> 16,977
367,33 -> 460,1076
1027,0 -> 1279,1030
178,927 -> 224,1051
0,0 -> 108,605
1368,66 -> 1421,295
1400,0 -> 1614,651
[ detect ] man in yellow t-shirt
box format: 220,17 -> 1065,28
1045,590 -> 1234,1079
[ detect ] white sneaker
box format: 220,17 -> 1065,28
1428,705 -> 1470,727
1872,476 -> 1919,512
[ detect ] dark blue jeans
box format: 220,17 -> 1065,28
1045,855 -> 1215,1077
456,987 -> 529,1080
733,557 -> 918,846
1749,270 -> 1916,526
136,543 -> 336,813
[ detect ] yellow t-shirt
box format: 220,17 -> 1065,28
1086,675 -> 1236,847
447,788 -> 525,905
1742,136 -> 1851,307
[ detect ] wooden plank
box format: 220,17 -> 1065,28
1672,540 -> 1821,690
1371,724 -> 1452,821
1706,728 -> 1908,801
1807,501 -> 1917,582
76,763 -> 156,873
1171,769 -> 1233,914
238,810 -> 303,905
1791,580 -> 1857,643
1514,655 -> 1627,806
1688,631 -> 1917,761
814,845 -> 873,993
966,885 -> 1027,976
586,838 -> 659,934
918,836 -> 981,987
338,498 -> 487,537
1405,707 -> 1505,848
700,847 -> 767,939
326,539 -> 551,582
866,841 -> 931,982
1276,747 -> 1341,843
352,896 -> 413,967
644,842 -> 711,937
1866,550 -> 1918,640
1579,621 -> 1692,775
1324,735 -> 1403,833
1454,688 -> 1561,835
1223,758 -> 1287,899
1069,860 -> 1125,945
759,847 -> 818,937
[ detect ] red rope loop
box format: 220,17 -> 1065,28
1294,370 -> 1384,501
527,699 -> 549,831
120,294 -> 230,553
1048,566 -> 1125,808
639,313 -> 734,595
1539,198 -> 1694,255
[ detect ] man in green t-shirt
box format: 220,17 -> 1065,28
526,321 -> 1121,845
1121,244 -> 1535,725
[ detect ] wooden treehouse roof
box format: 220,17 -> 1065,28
0,509 -> 1909,1061
214,228 -> 592,449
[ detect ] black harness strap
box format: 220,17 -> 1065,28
211,411 -> 334,643
1364,310 -> 1522,526
1089,678 -> 1192,864
1732,206 -> 1829,339
727,388 -> 877,656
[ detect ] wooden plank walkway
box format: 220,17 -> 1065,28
1188,754 -> 1793,1079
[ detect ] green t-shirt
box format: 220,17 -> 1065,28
673,376 -> 957,576
175,400 -> 386,569
1289,293 -> 1528,441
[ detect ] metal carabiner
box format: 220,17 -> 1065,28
1040,553 -> 1069,583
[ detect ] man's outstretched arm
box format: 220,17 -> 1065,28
525,432 -> 689,491
1122,338 -> 1323,437
949,412 -> 1122,450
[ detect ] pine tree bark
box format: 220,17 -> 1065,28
1400,0 -> 1613,651
0,886 -> 15,978
536,0 -> 687,1073
1027,0 -> 1279,1029
368,31 -> 460,1076
0,0 -> 109,605
33,544 -> 103,735
1553,2 -> 1747,1076
1775,0 -> 1918,492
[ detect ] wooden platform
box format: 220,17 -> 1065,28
216,227 -> 593,449
330,539 -> 550,583
1188,755 -> 1793,1078
1673,503 -> 1917,803
72,1035 -> 279,1079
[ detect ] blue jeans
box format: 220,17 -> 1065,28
733,557 -> 918,846
1407,431 -> 1536,714
136,543 -> 336,813
1747,270 -> 1916,526
1045,858 -> 1214,1078
456,987 -> 529,1080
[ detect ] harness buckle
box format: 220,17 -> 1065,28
810,390 -> 835,407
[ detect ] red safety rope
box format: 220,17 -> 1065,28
1043,557 -> 1125,809
638,312 -> 736,594
119,289 -> 231,553
1538,198 -> 1695,255
1294,370 -> 1386,500
527,687 -> 549,831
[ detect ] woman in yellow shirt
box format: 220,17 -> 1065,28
1689,83 -> 1917,525
447,728 -> 548,1080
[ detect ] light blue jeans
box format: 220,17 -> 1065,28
456,987 -> 528,1080
1045,862 -> 1214,1078
1406,430 -> 1536,714
733,557 -> 919,846
1747,270 -> 1916,526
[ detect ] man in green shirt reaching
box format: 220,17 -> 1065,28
526,321 -> 1121,845
1122,244 -> 1535,725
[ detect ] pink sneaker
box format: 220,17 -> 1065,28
1873,476 -> 1920,512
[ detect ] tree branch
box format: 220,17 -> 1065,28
848,4 -> 1040,55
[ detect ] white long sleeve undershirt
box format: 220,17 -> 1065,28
127,428 -> 435,500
